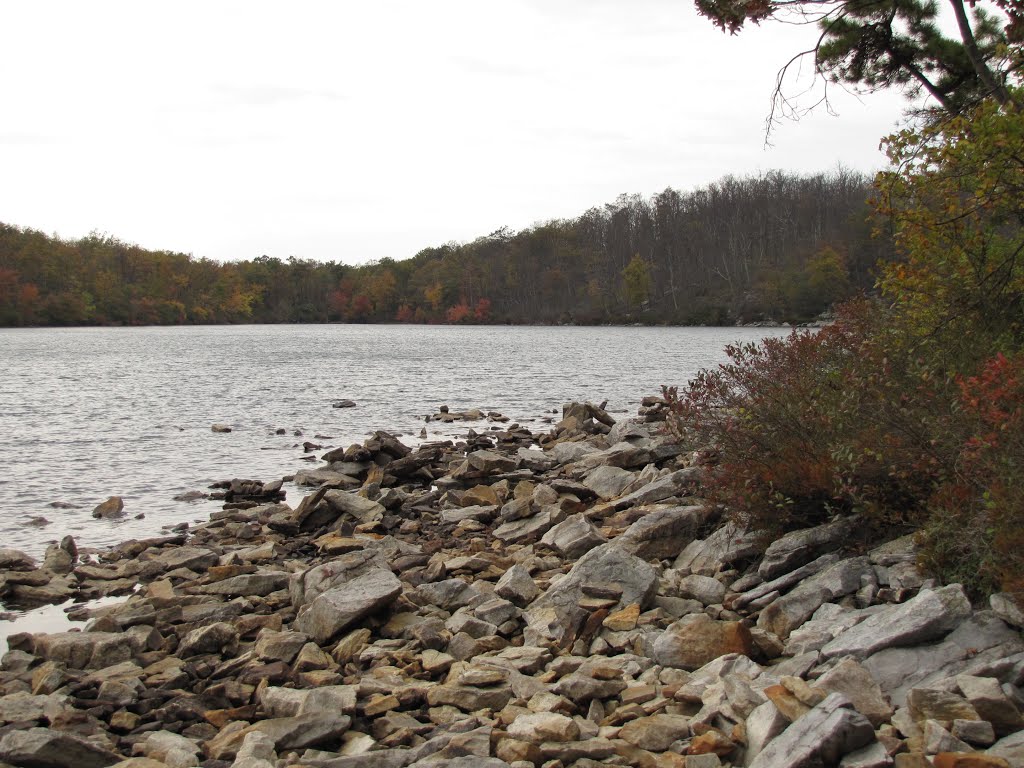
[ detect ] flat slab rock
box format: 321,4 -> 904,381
296,568 -> 403,644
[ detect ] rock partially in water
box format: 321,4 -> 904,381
91,496 -> 125,519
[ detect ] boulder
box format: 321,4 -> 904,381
758,557 -> 872,640
92,496 -> 125,519
0,727 -> 120,768
611,504 -> 710,560
748,693 -> 875,768
675,522 -> 762,576
822,584 -> 972,660
494,564 -> 541,607
582,465 -> 636,500
507,712 -> 580,743
523,543 -> 658,646
296,568 -> 402,644
539,514 -> 607,559
757,517 -> 859,580
652,613 -> 755,670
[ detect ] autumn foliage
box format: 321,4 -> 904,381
667,94 -> 1024,598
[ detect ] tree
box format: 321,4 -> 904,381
622,254 -> 653,308
695,0 -> 1022,128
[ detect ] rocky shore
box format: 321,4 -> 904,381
0,399 -> 1022,768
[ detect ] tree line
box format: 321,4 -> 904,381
0,169 -> 890,328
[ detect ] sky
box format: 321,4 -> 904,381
1,1 -> 913,265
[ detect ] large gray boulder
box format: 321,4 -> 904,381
523,543 -> 658,646
748,693 -> 875,768
611,504 -> 710,560
608,468 -> 701,510
296,568 -> 402,644
539,514 -> 607,559
757,557 -> 872,640
582,465 -> 637,500
861,611 -> 1024,706
821,584 -> 972,661
757,517 -> 859,580
674,522 -> 762,576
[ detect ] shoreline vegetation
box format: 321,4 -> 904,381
0,169 -> 884,330
0,398 -> 1022,766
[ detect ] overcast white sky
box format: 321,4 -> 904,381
1,1 -> 912,264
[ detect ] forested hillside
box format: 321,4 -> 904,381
0,169 -> 890,327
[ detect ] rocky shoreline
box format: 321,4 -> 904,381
0,399 -> 1022,768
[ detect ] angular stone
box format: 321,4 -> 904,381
931,755 -> 1012,768
603,603 -> 641,632
989,593 -> 1024,629
678,574 -> 727,606
611,504 -> 709,560
758,557 -> 871,640
494,564 -> 540,607
743,700 -> 789,766
296,568 -> 402,644
507,712 -> 580,743
551,673 -> 627,702
652,613 -> 755,670
426,684 -> 513,712
674,522 -> 762,577
907,688 -> 979,725
822,585 -> 972,660
618,714 -> 690,751
757,517 -> 858,579
955,675 -> 1023,735
322,490 -> 387,524
0,692 -> 67,724
748,693 -> 875,768
839,741 -> 894,768
0,727 -> 120,768
609,468 -> 701,510
583,465 -> 637,501
862,611 -> 1024,706
814,657 -> 894,728
33,631 -> 137,669
540,514 -> 607,559
254,629 -> 309,663
198,571 -> 289,597
523,543 -> 657,646
178,621 -> 238,657
494,508 -> 561,544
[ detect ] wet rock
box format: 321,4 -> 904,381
333,399 -> 357,408
92,496 -> 126,519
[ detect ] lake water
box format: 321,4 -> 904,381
0,324 -> 791,559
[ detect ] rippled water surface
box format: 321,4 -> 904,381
0,324 -> 789,557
